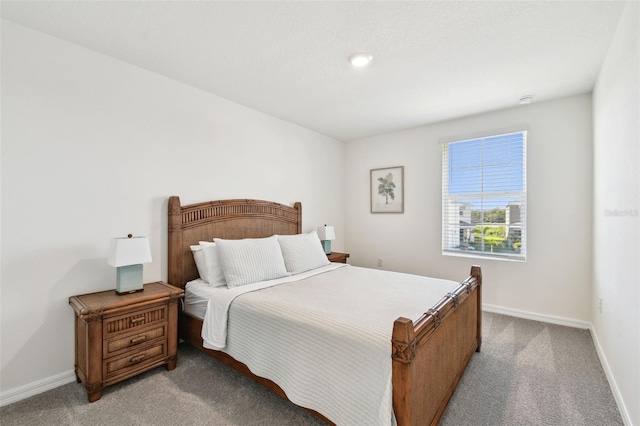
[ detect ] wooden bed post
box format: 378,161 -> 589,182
293,202 -> 302,234
391,318 -> 416,426
471,265 -> 482,352
168,196 -> 183,287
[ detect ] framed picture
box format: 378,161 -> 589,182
371,166 -> 404,213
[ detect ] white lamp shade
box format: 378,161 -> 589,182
317,225 -> 336,241
108,236 -> 152,267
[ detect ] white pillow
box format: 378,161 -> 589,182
198,241 -> 227,287
214,236 -> 289,288
277,231 -> 330,274
190,245 -> 208,282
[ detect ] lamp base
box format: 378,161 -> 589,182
321,240 -> 332,255
115,264 -> 145,295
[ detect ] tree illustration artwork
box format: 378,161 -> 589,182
377,173 -> 396,204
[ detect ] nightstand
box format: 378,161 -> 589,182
69,281 -> 184,402
327,252 -> 350,264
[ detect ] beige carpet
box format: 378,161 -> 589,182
0,312 -> 623,425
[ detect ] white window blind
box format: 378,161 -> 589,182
442,130 -> 527,261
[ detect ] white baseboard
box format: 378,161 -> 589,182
482,303 -> 591,329
589,326 -> 633,426
0,369 -> 76,407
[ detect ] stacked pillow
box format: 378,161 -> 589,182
213,235 -> 290,288
192,242 -> 227,287
190,231 -> 330,288
277,230 -> 330,274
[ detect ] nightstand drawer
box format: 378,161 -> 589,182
104,324 -> 167,357
103,305 -> 168,338
103,341 -> 167,380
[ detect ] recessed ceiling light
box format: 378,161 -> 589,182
348,53 -> 373,67
519,95 -> 534,105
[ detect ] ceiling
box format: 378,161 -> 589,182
1,1 -> 626,141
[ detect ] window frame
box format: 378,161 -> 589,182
441,128 -> 527,262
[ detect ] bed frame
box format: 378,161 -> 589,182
167,196 -> 481,426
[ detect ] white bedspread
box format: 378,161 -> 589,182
202,263 -> 346,349
199,265 -> 459,426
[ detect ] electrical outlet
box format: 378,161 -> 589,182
377,257 -> 383,268
598,298 -> 602,313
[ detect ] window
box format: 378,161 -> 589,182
442,130 -> 527,261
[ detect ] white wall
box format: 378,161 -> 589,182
592,2 -> 639,424
345,94 -> 594,324
0,21 -> 345,396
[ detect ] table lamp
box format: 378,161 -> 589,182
317,225 -> 336,255
108,234 -> 152,294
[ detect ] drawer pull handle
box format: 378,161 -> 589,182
130,355 -> 146,364
130,317 -> 145,325
130,335 -> 147,345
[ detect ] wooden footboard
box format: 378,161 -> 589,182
392,265 -> 482,426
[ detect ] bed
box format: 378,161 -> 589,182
167,196 -> 481,426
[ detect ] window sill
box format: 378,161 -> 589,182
442,249 -> 526,262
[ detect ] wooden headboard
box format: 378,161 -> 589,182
167,196 -> 302,288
